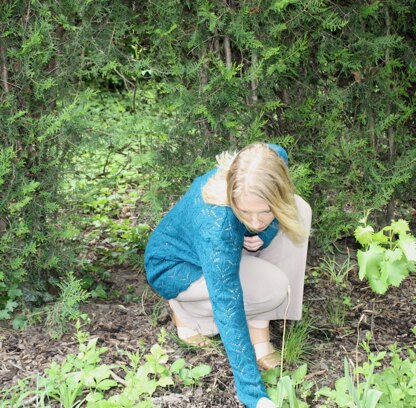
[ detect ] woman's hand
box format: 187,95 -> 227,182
256,397 -> 277,408
243,235 -> 264,252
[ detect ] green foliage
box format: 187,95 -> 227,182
0,0 -> 135,314
45,272 -> 90,339
355,216 -> 416,294
170,358 -> 212,386
317,346 -> 416,408
316,254 -> 355,288
369,345 -> 416,407
262,364 -> 312,407
2,0 -> 416,320
325,298 -> 347,329
283,313 -> 313,365
126,0 -> 416,248
317,355 -> 383,408
0,323 -> 212,408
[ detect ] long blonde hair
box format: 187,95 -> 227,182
202,142 -> 306,243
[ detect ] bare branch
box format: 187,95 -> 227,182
0,39 -> 10,93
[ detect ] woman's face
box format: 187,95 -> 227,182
234,193 -> 275,231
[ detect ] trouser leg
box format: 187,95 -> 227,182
169,255 -> 289,335
258,195 -> 312,320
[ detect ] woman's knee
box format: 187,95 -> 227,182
262,272 -> 289,309
241,262 -> 289,310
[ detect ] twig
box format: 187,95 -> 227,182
355,314 -> 365,388
280,285 -> 291,377
304,369 -> 327,380
110,370 -> 127,386
370,300 -> 379,352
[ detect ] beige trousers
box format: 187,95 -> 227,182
169,195 -> 312,336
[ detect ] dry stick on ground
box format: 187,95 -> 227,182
279,285 -> 292,376
355,313 -> 366,389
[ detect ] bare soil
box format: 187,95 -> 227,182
1,243 -> 415,407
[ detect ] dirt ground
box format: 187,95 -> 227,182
1,243 -> 415,407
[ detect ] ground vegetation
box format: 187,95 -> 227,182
1,1 -> 415,406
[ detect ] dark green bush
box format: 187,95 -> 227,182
0,0 -> 133,316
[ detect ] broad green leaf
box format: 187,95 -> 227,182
333,377 -> 352,406
149,344 -> 168,362
5,300 -> 18,311
157,376 -> 174,387
365,389 -> 382,408
0,309 -> 11,320
384,259 -> 409,287
391,219 -> 410,235
190,364 -> 211,379
12,315 -> 27,330
96,379 -> 118,390
367,274 -> 389,295
365,258 -> 388,294
398,234 -> 416,262
267,387 -> 280,404
291,363 -> 308,383
357,244 -> 384,281
136,379 -> 157,396
170,358 -> 186,374
85,391 -> 104,403
315,386 -> 332,397
373,230 -> 389,245
385,248 -> 403,263
355,225 -> 374,246
262,367 -> 280,386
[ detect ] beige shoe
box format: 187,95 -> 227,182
249,325 -> 281,370
172,311 -> 210,347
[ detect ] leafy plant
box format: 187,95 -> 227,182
316,354 -> 383,408
318,254 -> 355,288
368,345 -> 416,407
326,298 -> 347,329
263,364 -> 312,408
170,358 -> 212,386
45,272 -> 90,339
355,216 -> 416,294
0,323 -> 212,408
0,285 -> 22,320
283,312 -> 313,365
317,345 -> 416,408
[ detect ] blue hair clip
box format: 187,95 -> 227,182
267,143 -> 289,165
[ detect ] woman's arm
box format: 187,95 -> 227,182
196,206 -> 269,408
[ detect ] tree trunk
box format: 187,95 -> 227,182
199,44 -> 212,141
224,36 -> 232,69
214,30 -> 220,55
0,38 -> 10,93
368,108 -> 377,155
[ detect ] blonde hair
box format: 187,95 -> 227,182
202,142 -> 306,243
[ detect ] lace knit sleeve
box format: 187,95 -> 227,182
258,219 -> 279,250
196,205 -> 268,408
